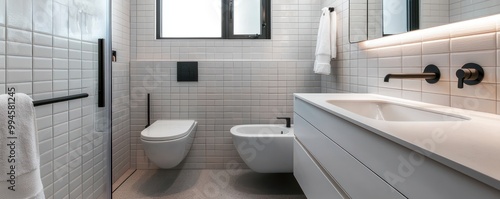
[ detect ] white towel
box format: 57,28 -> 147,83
330,10 -> 337,59
0,93 -> 45,199
314,8 -> 337,75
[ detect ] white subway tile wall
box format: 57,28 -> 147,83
322,0 -> 500,115
131,0 -> 320,61
129,0 -> 323,169
111,0 -> 131,184
450,0 -> 500,23
420,0 -> 449,29
1,0 -> 109,198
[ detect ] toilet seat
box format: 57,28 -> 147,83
141,120 -> 196,141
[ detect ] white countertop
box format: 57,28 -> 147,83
294,93 -> 500,190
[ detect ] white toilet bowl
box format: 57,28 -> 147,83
141,120 -> 197,169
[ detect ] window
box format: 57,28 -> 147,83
156,0 -> 271,39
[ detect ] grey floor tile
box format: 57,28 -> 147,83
113,169 -> 307,199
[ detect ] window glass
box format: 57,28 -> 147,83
161,0 -> 222,38
233,0 -> 261,35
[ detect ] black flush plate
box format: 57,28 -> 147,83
177,62 -> 198,82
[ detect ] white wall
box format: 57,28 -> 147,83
129,0 -> 323,169
111,0 -> 131,183
322,0 -> 500,115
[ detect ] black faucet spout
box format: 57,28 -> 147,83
384,64 -> 441,84
277,117 -> 291,128
384,74 -> 392,82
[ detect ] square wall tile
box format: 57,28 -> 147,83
7,69 -> 31,83
422,53 -> 450,67
0,0 -> 4,25
376,46 -> 402,58
0,69 -> 4,83
497,49 -> 500,69
451,96 -> 496,114
422,92 -> 450,106
422,39 -> 450,54
497,102 -> 500,115
451,83 -> 497,100
451,33 -> 496,52
402,43 -> 422,56
422,81 -> 450,95
402,55 -> 421,67
450,50 -> 496,67
53,2 -> 68,37
0,56 -> 5,68
402,90 -> 421,101
7,28 -> 32,43
0,26 -> 4,41
33,0 -> 52,34
6,0 -> 32,30
497,32 -> 500,49
378,57 -> 402,68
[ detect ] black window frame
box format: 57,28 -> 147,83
156,0 -> 271,39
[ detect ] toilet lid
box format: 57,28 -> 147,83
141,120 -> 196,141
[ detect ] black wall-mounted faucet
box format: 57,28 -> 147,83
456,63 -> 484,89
384,65 -> 440,84
277,117 -> 291,128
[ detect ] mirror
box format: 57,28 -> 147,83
349,0 -> 500,43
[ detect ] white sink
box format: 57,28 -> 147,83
294,93 -> 500,190
327,100 -> 469,122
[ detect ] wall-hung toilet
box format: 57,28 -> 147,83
141,120 -> 198,169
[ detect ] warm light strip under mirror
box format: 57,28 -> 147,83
362,14 -> 500,49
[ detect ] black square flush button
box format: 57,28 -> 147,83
177,62 -> 198,82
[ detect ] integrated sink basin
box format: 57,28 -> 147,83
326,100 -> 469,121
294,93 -> 500,191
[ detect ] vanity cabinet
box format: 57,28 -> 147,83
293,97 -> 500,199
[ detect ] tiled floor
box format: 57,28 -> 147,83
113,169 -> 307,199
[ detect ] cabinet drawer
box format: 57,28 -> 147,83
294,113 -> 407,199
294,139 -> 345,199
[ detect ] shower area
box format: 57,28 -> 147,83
1,0 -> 112,198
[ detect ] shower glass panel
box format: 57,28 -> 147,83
1,0 -> 112,198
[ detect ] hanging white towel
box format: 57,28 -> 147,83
330,10 -> 337,59
314,7 -> 337,75
0,93 -> 45,199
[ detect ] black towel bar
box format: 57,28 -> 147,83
33,93 -> 89,107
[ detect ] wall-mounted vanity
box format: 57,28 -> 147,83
293,93 -> 500,199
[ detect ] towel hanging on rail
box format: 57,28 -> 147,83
0,93 -> 45,199
314,7 -> 337,75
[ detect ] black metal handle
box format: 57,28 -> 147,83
145,93 -> 151,128
33,93 -> 89,107
98,38 -> 105,107
455,63 -> 484,89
